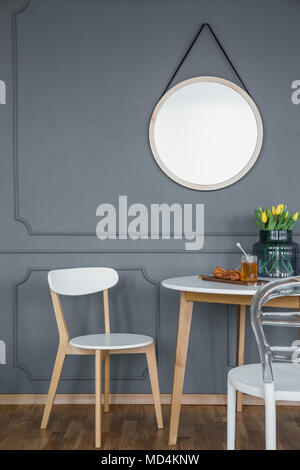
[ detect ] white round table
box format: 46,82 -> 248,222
162,275 -> 259,295
162,275 -> 299,446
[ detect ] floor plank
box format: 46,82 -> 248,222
1,404 -> 300,450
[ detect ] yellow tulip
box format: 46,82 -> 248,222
261,211 -> 268,224
292,212 -> 299,221
285,211 -> 289,219
275,204 -> 283,215
258,206 -> 262,213
272,206 -> 276,216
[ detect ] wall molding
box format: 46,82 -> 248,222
12,265 -> 239,384
12,0 -> 32,233
1,392 -> 300,407
0,249 -> 247,254
13,266 -> 161,381
10,5 -> 280,240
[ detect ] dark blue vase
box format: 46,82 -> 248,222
252,230 -> 299,278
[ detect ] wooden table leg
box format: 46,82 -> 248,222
236,305 -> 246,412
168,292 -> 194,446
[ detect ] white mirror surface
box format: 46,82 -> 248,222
149,77 -> 263,190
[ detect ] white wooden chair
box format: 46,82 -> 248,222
40,267 -> 163,447
227,277 -> 300,450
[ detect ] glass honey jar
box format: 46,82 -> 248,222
241,255 -> 257,282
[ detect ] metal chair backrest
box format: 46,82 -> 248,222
250,277 -> 300,383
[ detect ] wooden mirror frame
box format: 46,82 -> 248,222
149,76 -> 264,191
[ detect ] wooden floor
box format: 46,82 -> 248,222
1,404 -> 300,450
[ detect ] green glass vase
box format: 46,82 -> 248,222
252,230 -> 299,278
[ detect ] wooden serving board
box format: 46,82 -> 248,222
199,275 -> 266,287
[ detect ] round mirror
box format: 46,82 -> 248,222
149,76 -> 263,190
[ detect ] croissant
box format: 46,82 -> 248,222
223,270 -> 236,280
229,271 -> 241,281
213,267 -> 226,279
213,267 -> 241,281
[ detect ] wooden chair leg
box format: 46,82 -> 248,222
146,342 -> 163,429
104,354 -> 110,413
41,345 -> 66,429
95,350 -> 102,448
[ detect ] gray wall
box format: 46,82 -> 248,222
0,0 -> 299,394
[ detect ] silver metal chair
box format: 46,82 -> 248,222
227,277 -> 300,450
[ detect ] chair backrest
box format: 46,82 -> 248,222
48,267 -> 119,343
48,267 -> 118,296
250,277 -> 300,383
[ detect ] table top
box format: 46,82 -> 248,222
161,275 -> 260,296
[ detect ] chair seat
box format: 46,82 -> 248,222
69,333 -> 153,350
229,363 -> 300,401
